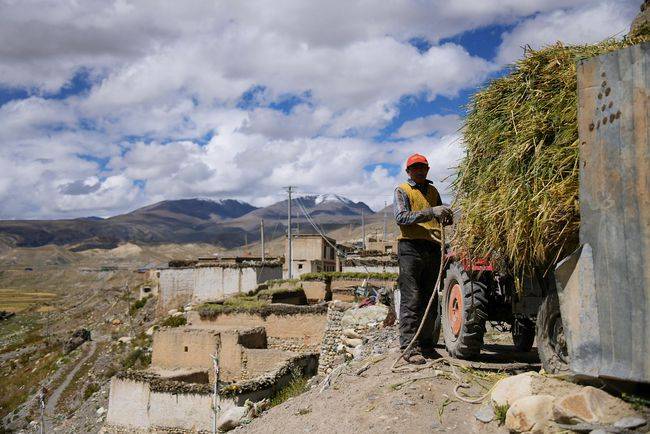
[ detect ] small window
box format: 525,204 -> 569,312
143,287 -> 151,293
298,264 -> 303,269
184,346 -> 188,352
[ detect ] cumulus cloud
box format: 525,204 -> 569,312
496,0 -> 638,64
0,0 -> 632,218
395,114 -> 462,139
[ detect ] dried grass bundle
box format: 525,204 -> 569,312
452,34 -> 648,289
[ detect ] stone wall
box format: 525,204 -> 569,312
241,348 -> 293,380
188,308 -> 327,350
150,326 -> 268,382
342,265 -> 399,274
106,354 -> 319,432
151,328 -> 220,374
317,303 -> 348,375
105,377 -> 217,432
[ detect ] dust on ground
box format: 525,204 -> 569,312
237,325 -> 528,434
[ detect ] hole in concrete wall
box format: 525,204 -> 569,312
143,287 -> 151,293
184,346 -> 188,352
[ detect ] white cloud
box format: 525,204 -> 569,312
0,0 -> 634,218
496,0 -> 638,64
395,114 -> 462,139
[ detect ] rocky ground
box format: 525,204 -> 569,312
238,325 -> 649,434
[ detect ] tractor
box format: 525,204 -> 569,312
431,42 -> 648,383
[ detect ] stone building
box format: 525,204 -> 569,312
284,234 -> 341,278
157,260 -> 282,313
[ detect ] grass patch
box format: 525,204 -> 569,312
83,382 -> 100,400
121,347 -> 151,370
494,403 -> 509,425
0,348 -> 61,420
453,32 -> 649,289
621,392 -> 650,411
129,295 -> 150,315
161,315 -> 187,327
0,288 -> 57,313
269,376 -> 309,407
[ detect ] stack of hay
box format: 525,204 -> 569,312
452,31 -> 649,288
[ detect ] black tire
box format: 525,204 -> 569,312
441,262 -> 488,358
512,318 -> 536,352
536,291 -> 571,374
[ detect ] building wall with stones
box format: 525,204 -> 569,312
341,265 -> 399,273
187,309 -> 327,353
106,354 -> 319,432
105,377 -> 217,432
317,304 -> 346,375
150,326 -> 268,382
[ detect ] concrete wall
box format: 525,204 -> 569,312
106,377 -> 226,432
194,266 -> 282,303
158,265 -> 282,312
158,268 -> 194,313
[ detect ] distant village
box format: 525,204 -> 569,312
106,232 -> 399,432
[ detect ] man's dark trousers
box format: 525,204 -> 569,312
398,239 -> 441,349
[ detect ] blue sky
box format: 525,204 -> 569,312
0,0 -> 640,219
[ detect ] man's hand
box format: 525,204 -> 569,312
426,206 -> 453,225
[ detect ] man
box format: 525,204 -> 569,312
394,153 -> 453,364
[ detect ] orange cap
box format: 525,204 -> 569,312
406,153 -> 428,169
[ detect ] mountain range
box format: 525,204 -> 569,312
0,195 -> 375,250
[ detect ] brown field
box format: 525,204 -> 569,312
0,288 -> 58,312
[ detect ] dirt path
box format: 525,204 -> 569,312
238,335 -> 512,434
44,340 -> 97,431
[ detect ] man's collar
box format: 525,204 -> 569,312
407,178 -> 433,187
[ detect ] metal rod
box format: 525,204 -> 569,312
211,354 -> 220,434
361,208 -> 366,251
285,187 -> 294,278
260,219 -> 265,261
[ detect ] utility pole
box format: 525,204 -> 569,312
383,200 -> 387,241
260,219 -> 265,261
285,187 -> 294,278
361,209 -> 366,251
210,353 -> 220,434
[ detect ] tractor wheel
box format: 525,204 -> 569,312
441,262 -> 488,358
512,318 -> 536,352
536,291 -> 570,374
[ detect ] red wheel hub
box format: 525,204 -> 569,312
448,283 -> 463,336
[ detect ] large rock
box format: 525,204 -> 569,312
505,395 -> 555,434
216,405 -> 248,431
491,372 -> 537,406
64,328 -> 91,353
553,386 -> 639,425
341,304 -> 388,328
491,372 -> 582,407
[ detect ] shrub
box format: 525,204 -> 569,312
161,316 -> 187,327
